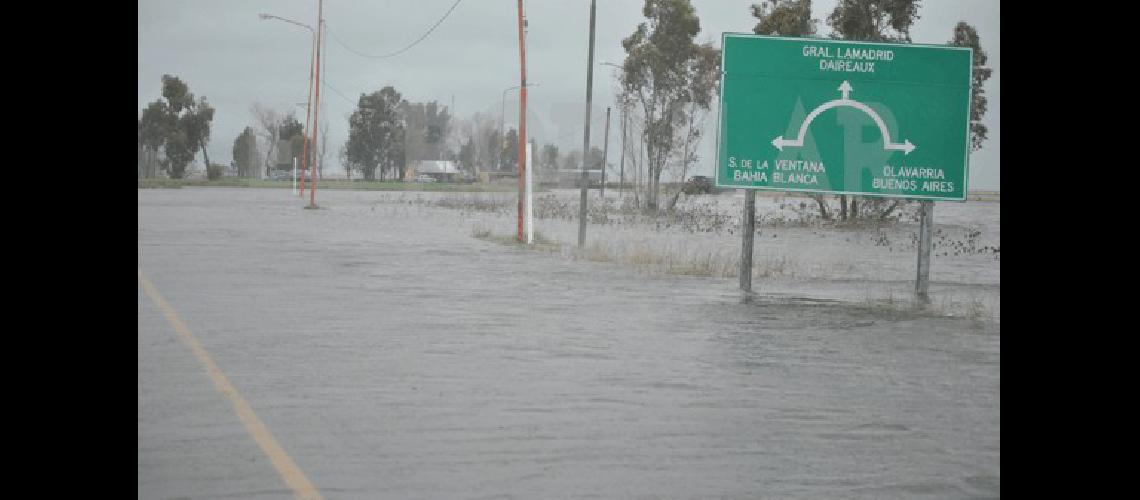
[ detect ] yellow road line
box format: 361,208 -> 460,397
139,269 -> 322,500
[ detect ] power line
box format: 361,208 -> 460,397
327,0 -> 464,60
319,77 -> 357,107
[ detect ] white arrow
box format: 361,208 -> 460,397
885,139 -> 916,155
770,81 -> 917,155
838,80 -> 853,100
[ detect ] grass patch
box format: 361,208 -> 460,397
138,178 -> 251,189
854,289 -> 998,323
471,225 -> 561,251
569,241 -> 740,279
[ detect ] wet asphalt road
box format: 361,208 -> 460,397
138,188 -> 999,499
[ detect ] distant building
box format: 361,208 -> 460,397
557,169 -> 603,188
406,160 -> 461,182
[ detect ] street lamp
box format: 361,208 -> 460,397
499,83 -> 539,172
259,13 -> 316,197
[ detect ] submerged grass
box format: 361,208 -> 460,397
854,289 -> 999,324
471,224 -> 561,252
570,241 -> 742,279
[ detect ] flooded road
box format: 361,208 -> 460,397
138,188 -> 999,498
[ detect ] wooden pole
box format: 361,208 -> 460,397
577,0 -> 596,248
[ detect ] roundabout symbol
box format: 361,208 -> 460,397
770,80 -> 916,155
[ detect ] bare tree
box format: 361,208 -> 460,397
621,0 -> 721,211
666,102 -> 709,210
250,103 -> 282,178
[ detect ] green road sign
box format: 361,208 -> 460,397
715,34 -> 973,201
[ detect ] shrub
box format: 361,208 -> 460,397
206,164 -> 224,181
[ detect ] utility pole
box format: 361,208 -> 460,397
516,0 -> 528,242
600,106 -> 610,199
577,0 -> 596,248
319,21 -> 327,180
618,101 -> 626,199
308,2 -> 323,209
300,24 -> 316,198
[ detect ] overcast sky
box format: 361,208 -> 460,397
138,0 -> 999,190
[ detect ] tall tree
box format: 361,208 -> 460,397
458,137 -> 476,173
137,75 -> 215,179
164,130 -> 195,179
138,100 -> 172,178
827,0 -> 920,42
621,0 -> 721,210
949,21 -> 992,152
279,116 -> 303,141
250,104 -> 284,178
400,101 -> 452,164
752,0 -> 816,36
345,86 -> 405,181
827,0 -> 921,220
183,96 -> 215,170
500,128 -> 519,171
752,0 -> 832,219
485,128 -> 502,171
451,111 -> 497,174
274,115 -> 307,170
232,127 -> 257,178
541,143 -> 560,174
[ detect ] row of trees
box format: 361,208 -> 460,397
138,73 -> 341,180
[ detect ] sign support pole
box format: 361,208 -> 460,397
915,200 -> 934,304
601,106 -> 610,198
292,157 -> 297,195
739,189 -> 755,292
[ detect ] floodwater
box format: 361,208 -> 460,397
138,187 -> 999,498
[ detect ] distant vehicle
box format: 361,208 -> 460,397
682,175 -> 713,195
414,174 -> 436,183
269,170 -> 291,181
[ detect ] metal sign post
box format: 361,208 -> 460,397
915,200 -> 934,304
740,190 -> 756,292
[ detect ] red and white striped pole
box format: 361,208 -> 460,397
308,0 -> 323,208
299,27 -> 315,198
516,0 -> 528,241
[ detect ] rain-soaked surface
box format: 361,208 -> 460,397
138,187 -> 999,498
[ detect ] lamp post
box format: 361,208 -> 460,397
259,13 -> 316,198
